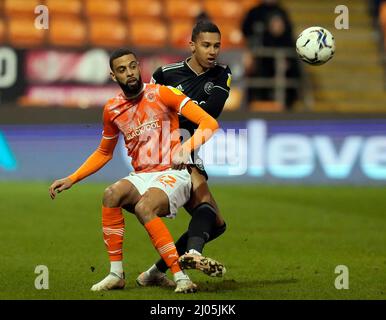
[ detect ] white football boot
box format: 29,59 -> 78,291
173,271 -> 197,293
136,271 -> 175,287
90,272 -> 125,291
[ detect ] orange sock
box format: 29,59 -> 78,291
144,217 -> 181,274
102,206 -> 124,262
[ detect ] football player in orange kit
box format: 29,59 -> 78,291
49,48 -> 219,293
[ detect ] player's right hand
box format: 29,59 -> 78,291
49,177 -> 73,199
171,146 -> 190,170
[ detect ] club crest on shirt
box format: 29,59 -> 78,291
204,82 -> 214,94
145,90 -> 156,102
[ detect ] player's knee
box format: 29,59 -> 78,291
193,201 -> 224,226
189,185 -> 218,212
208,222 -> 227,242
200,194 -> 216,207
218,221 -> 226,235
102,185 -> 122,207
187,194 -> 214,212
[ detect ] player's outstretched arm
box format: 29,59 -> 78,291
48,136 -> 117,199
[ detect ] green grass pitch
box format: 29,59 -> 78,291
0,181 -> 385,300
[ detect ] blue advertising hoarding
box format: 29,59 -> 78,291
1,118 -> 386,184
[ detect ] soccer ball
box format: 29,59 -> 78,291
296,26 -> 335,66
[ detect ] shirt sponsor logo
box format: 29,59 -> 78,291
126,119 -> 161,141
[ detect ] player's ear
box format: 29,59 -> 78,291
189,41 -> 196,54
110,71 -> 117,82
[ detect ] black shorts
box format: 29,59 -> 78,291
189,152 -> 208,180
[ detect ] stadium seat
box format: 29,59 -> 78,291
164,0 -> 203,20
7,17 -> 46,47
377,2 -> 386,50
213,19 -> 244,49
84,0 -> 122,18
203,0 -> 244,21
4,0 -> 40,16
380,2 -> 386,32
242,0 -> 261,11
128,18 -> 167,48
48,17 -> 87,47
169,20 -> 194,49
89,18 -> 127,48
125,0 -> 163,18
45,0 -> 83,17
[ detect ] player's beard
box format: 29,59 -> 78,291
117,75 -> 143,98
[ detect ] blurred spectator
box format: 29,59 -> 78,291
241,0 -> 300,110
379,1 -> 386,52
369,0 -> 383,21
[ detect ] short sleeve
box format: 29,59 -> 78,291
151,66 -> 164,85
213,66 -> 232,94
102,105 -> 119,139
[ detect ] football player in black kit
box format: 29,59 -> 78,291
136,21 -> 232,287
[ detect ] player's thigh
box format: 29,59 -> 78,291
103,178 -> 141,209
186,166 -> 216,208
185,167 -> 224,226
134,187 -> 170,224
146,169 -> 191,218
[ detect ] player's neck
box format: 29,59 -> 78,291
187,56 -> 208,75
123,83 -> 145,100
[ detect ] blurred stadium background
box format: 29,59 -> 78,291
1,0 -> 386,184
1,0 -> 386,300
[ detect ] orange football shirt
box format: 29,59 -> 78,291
102,83 -> 190,173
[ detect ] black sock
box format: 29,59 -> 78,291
186,203 -> 217,253
155,210 -> 226,273
155,231 -> 189,273
208,222 -> 227,242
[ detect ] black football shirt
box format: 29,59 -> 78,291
151,58 -> 232,135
